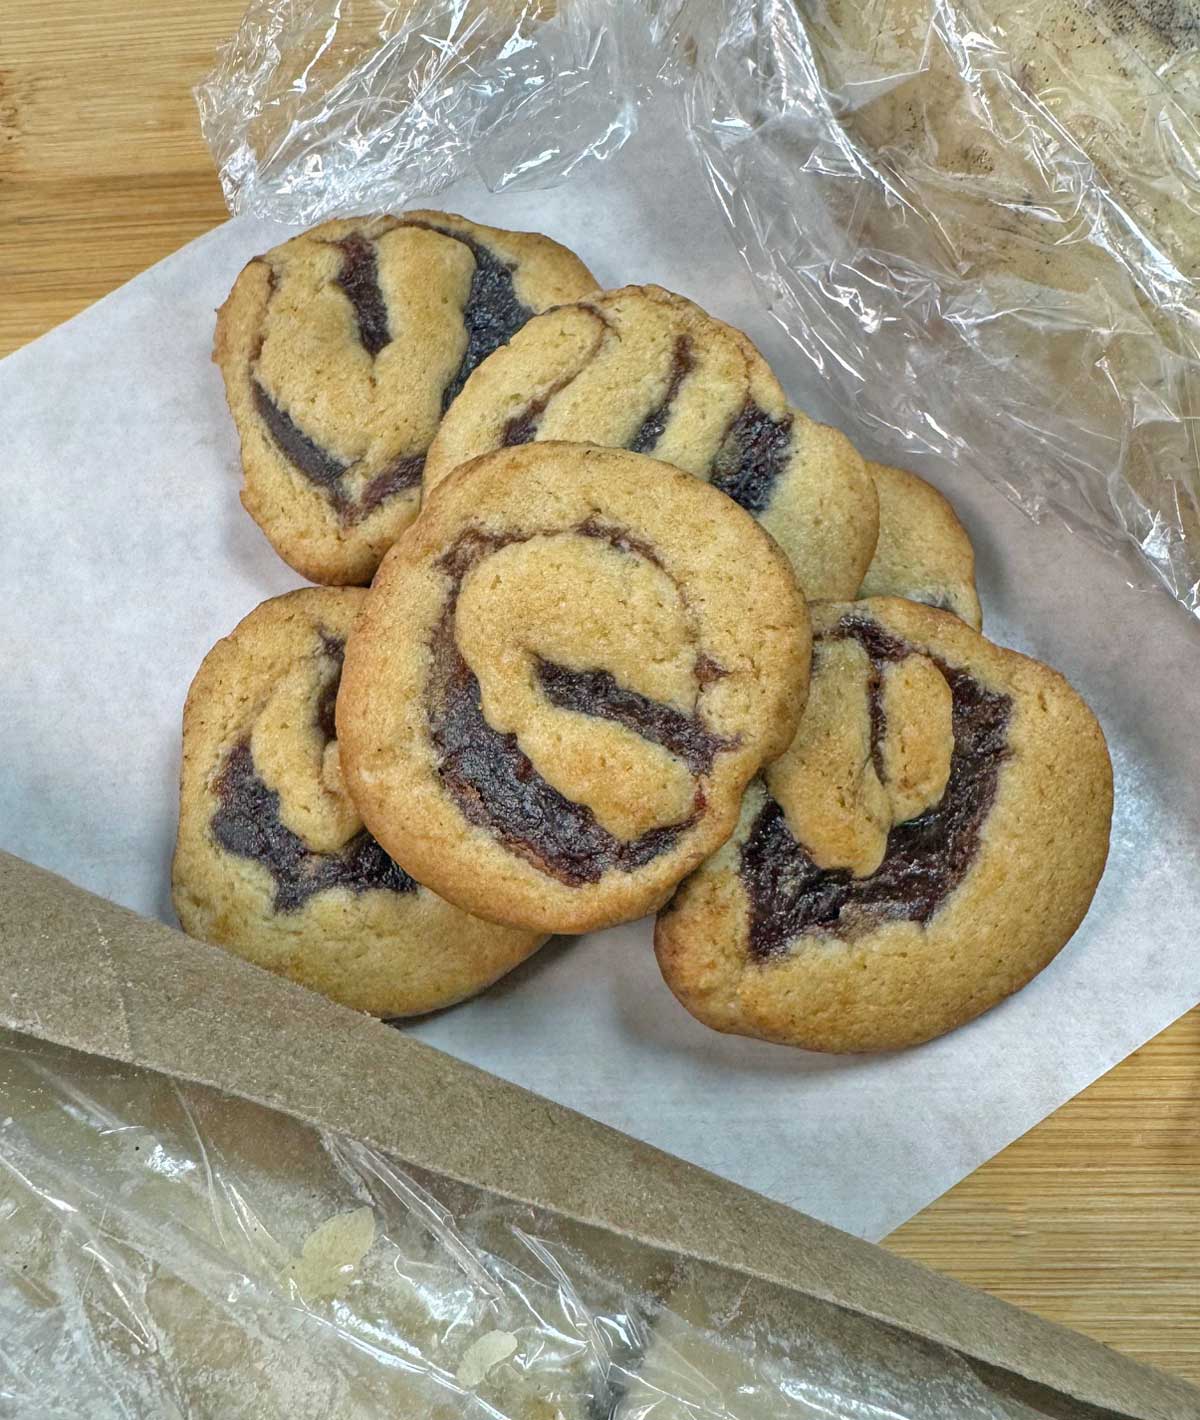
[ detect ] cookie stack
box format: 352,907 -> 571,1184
173,213 -> 1112,1052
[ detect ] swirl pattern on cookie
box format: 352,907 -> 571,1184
172,588 -> 546,1016
422,285 -> 879,600
337,443 -> 811,935
858,462 -> 982,628
214,212 -> 597,586
655,597 -> 1112,1052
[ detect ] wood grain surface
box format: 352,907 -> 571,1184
3,0 -> 1197,1388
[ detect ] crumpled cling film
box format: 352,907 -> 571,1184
196,0 -> 1200,615
0,1031 -> 1058,1417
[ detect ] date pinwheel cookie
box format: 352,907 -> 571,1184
337,442 -> 811,935
214,212 -> 597,585
172,589 -> 546,1016
422,284 -> 879,600
655,597 -> 1112,1052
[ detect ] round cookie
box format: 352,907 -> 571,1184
214,212 -> 598,586
172,588 -> 546,1016
655,597 -> 1112,1052
422,284 -> 879,599
858,462 -> 983,629
337,442 -> 811,935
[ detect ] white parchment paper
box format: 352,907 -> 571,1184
4,124 -> 1199,1241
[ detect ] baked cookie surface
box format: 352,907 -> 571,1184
214,212 -> 597,585
172,588 -> 545,1016
423,284 -> 879,599
859,461 -> 982,628
655,597 -> 1112,1052
338,442 -> 811,935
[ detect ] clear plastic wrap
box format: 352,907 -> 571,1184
1,1029 -> 1067,1417
197,0 -> 1200,614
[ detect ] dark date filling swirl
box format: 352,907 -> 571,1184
251,220 -> 534,522
211,636 -> 416,911
428,526 -> 734,886
741,617 -> 1012,959
494,325 -> 798,521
